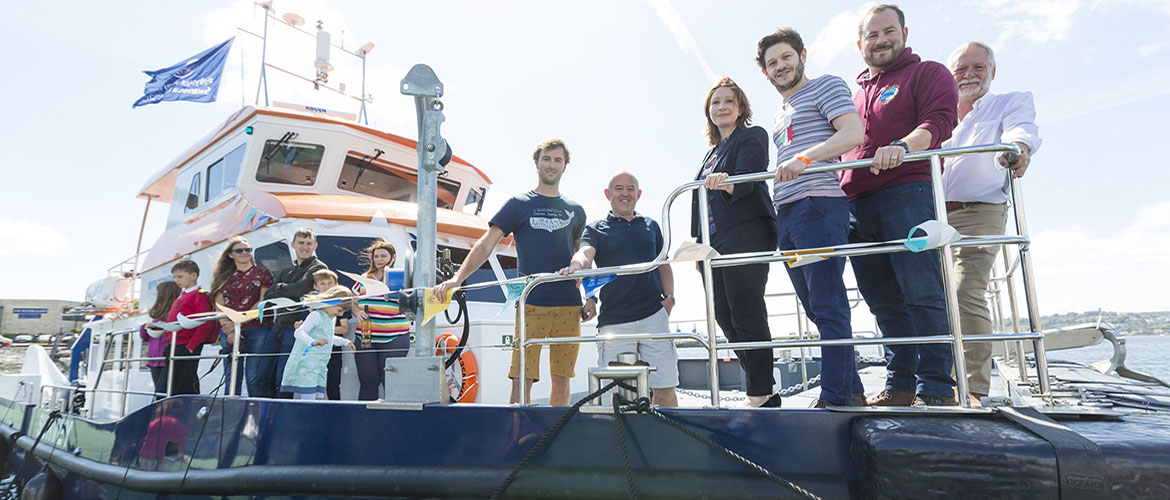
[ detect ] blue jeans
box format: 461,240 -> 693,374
777,196 -> 863,404
265,326 -> 298,398
219,326 -> 270,397
848,181 -> 954,397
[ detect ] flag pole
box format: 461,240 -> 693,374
254,4 -> 271,106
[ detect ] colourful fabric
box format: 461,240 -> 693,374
841,48 -> 958,200
353,279 -> 410,343
219,265 -> 274,327
168,289 -> 218,349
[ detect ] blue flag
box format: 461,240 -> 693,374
582,273 -> 617,299
133,37 -> 235,108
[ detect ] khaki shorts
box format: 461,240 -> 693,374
508,304 -> 582,381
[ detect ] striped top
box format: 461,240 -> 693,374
352,278 -> 410,343
772,75 -> 855,207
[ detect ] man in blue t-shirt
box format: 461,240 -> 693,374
435,139 -> 586,406
757,28 -> 866,408
559,172 -> 678,406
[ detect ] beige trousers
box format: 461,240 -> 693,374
948,202 -> 1009,396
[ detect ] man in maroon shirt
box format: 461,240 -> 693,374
843,4 -> 959,407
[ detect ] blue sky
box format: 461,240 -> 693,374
3,0 -> 1168,317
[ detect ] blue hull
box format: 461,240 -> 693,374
3,394 -> 1170,498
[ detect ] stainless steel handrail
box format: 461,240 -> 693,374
516,142 -> 1051,407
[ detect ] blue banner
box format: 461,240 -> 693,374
582,274 -> 617,299
133,37 -> 234,108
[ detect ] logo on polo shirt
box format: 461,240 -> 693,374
529,208 -> 576,232
878,84 -> 900,104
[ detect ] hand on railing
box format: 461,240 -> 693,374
703,172 -> 733,194
775,156 -> 809,183
871,144 -> 908,175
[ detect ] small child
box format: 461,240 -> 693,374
311,269 -> 351,400
164,260 -> 219,395
280,286 -> 357,400
140,281 -> 182,397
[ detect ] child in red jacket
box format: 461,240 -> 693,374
159,260 -> 218,396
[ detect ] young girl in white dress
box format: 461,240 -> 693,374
280,286 -> 357,400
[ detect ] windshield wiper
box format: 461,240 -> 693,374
261,131 -> 300,172
353,148 -> 385,186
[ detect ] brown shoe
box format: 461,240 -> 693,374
866,389 -> 915,407
913,394 -> 959,407
968,393 -> 985,408
851,393 -> 868,406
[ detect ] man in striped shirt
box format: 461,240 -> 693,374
757,28 -> 866,408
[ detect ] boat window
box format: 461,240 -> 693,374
206,144 -> 246,201
461,187 -> 486,215
184,172 -> 201,213
337,151 -> 461,208
256,139 -> 323,186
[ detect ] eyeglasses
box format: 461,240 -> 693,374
230,247 -> 253,254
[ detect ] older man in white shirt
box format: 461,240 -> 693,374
942,41 -> 1041,404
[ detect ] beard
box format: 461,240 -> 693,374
864,38 -> 904,68
539,170 -> 563,186
957,78 -> 990,98
771,62 -> 806,92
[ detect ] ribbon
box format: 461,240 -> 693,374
673,241 -> 719,262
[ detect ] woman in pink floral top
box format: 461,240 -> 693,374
210,236 -> 274,396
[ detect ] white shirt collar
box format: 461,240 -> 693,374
182,285 -> 200,293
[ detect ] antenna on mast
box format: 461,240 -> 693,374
313,20 -> 332,90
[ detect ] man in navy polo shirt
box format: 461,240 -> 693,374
559,172 -> 678,406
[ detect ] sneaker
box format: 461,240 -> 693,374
811,395 -> 864,408
865,389 -> 915,407
913,394 -> 959,407
809,398 -> 830,408
759,393 -> 783,408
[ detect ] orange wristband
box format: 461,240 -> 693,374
796,155 -> 812,166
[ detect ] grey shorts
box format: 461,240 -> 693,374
597,308 -> 679,389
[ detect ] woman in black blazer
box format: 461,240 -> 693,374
692,77 -> 781,407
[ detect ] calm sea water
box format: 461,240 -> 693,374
1044,335 -> 1170,383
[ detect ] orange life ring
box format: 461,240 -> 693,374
435,333 -> 478,403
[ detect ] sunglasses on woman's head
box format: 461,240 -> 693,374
231,247 -> 253,254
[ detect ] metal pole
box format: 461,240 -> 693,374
359,54 -> 368,124
121,335 -> 131,417
229,321 -> 242,397
166,331 -> 176,398
255,8 -> 270,106
795,295 -> 808,391
401,65 -> 446,361
1009,177 -> 1051,397
930,155 -> 971,407
130,196 -> 152,314
697,186 -> 721,407
1002,250 -> 1028,381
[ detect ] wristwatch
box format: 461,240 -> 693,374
889,140 -> 910,154
660,293 -> 675,302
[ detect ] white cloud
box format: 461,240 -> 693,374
0,219 -> 68,257
1137,41 -> 1169,57
806,4 -> 875,73
1043,64 -> 1170,123
645,0 -> 716,82
1030,201 -> 1170,313
974,0 -> 1081,49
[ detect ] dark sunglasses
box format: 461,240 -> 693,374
231,247 -> 253,254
